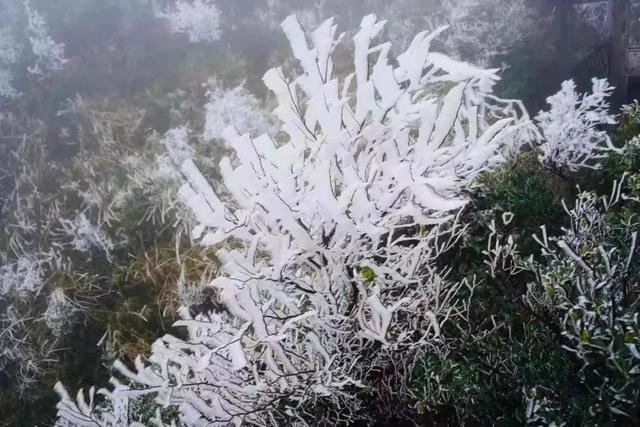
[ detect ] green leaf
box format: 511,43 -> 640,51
361,266 -> 376,283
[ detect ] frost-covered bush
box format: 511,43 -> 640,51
0,303 -> 58,392
407,93 -> 640,423
60,213 -> 114,259
536,78 -> 619,173
155,127 -> 194,182
0,140 -> 82,391
203,83 -> 272,140
0,67 -> 18,98
0,254 -> 47,295
524,177 -> 640,421
449,170 -> 640,424
53,13 -> 529,426
44,288 -> 76,337
0,0 -> 66,97
0,28 -> 21,98
157,0 -> 222,43
24,0 -> 67,75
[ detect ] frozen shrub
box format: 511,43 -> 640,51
203,84 -> 272,140
44,288 -> 76,337
0,27 -> 21,98
525,177 -> 640,420
0,254 -> 46,295
24,0 -> 67,75
60,213 -> 114,259
536,78 -> 618,173
55,12 -> 528,426
155,127 -> 195,182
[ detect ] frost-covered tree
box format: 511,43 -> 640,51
376,0 -> 543,66
535,78 -> 619,173
157,0 -> 222,43
54,13 -> 529,426
437,0 -> 541,64
575,0 -> 612,38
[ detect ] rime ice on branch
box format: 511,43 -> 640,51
55,13 -> 528,426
